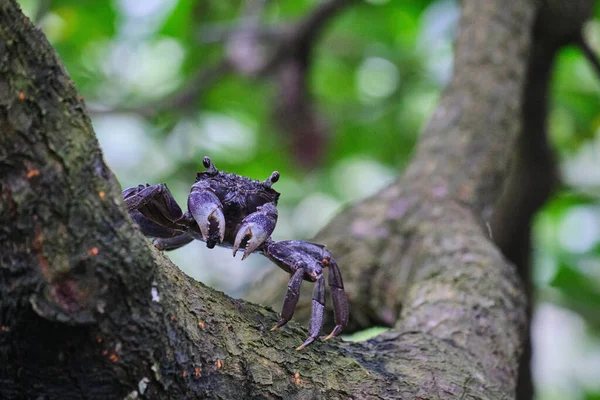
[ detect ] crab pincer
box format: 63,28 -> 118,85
188,186 -> 226,248
233,203 -> 278,260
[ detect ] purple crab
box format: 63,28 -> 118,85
123,156 -> 349,349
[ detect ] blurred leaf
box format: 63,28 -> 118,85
160,0 -> 196,39
49,0 -> 116,47
41,0 -> 116,96
550,263 -> 600,307
343,326 -> 390,342
553,48 -> 600,151
585,391 -> 600,400
540,191 -> 597,220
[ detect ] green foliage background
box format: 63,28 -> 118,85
17,0 -> 600,398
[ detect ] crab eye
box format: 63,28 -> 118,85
321,258 -> 329,266
270,171 -> 280,183
202,156 -> 219,175
263,171 -> 280,188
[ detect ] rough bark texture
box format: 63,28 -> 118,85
0,0 -> 590,399
250,0 -> 536,342
489,2 -> 594,398
248,1 -> 595,399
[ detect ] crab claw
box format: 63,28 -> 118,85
188,188 -> 225,248
233,203 -> 278,260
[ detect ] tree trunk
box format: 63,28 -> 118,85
0,0 -> 591,399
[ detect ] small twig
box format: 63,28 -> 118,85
292,0 -> 357,46
486,221 -> 493,239
198,24 -> 286,44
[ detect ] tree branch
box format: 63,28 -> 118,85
255,0 -> 357,77
0,0 -> 545,399
490,2 -> 595,398
273,57 -> 328,168
250,0 -> 535,329
267,0 -> 356,168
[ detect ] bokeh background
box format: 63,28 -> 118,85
16,0 -> 600,398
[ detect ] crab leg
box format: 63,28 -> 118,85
233,203 -> 278,260
153,233 -> 194,251
324,258 -> 349,341
271,268 -> 304,331
129,210 -> 181,238
123,184 -> 153,211
296,274 -> 325,351
124,184 -> 183,225
188,187 -> 226,248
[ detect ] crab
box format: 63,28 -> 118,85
123,156 -> 349,350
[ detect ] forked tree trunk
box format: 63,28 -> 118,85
0,0 -> 592,399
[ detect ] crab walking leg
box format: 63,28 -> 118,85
124,184 -> 183,225
271,268 -> 304,331
323,260 -> 348,340
153,234 -> 195,251
188,187 -> 226,248
129,210 -> 181,238
123,185 -> 158,211
324,259 -> 349,341
233,203 -> 278,260
296,274 -> 326,351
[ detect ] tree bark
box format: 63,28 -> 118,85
0,0 -> 587,399
250,0 -> 536,340
248,1 -> 595,399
